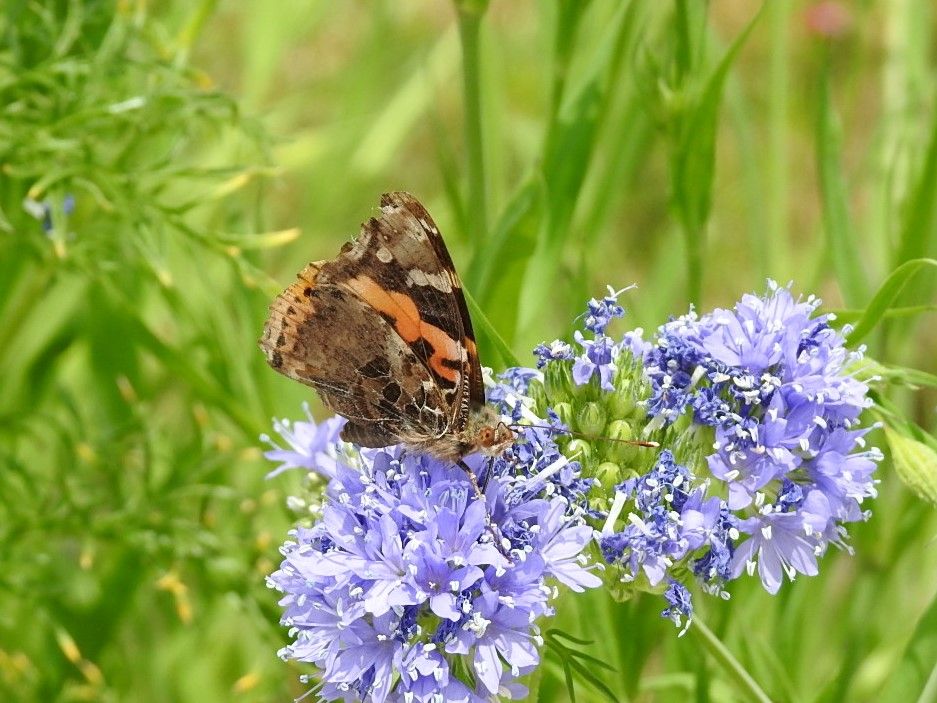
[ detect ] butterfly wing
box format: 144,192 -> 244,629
260,192 -> 483,447
313,192 -> 484,431
380,192 -> 485,412
260,262 -> 451,445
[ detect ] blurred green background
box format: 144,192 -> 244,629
1,1 -> 936,701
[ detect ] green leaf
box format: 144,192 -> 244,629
877,589 -> 937,702
885,427 -> 937,506
691,618 -> 773,703
830,305 -> 937,325
846,258 -> 937,346
463,285 -> 521,368
895,109 -> 937,268
854,358 -> 937,390
545,628 -> 595,646
816,54 -> 868,308
566,658 -> 621,703
516,1 -> 639,334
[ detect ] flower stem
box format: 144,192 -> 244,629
691,617 -> 772,703
456,3 -> 488,246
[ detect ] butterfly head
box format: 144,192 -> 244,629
465,405 -> 514,457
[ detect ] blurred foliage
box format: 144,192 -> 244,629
0,1 -> 936,702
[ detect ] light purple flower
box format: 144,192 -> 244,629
639,282 -> 879,594
262,403 -> 346,478
572,331 -> 619,391
266,409 -> 601,701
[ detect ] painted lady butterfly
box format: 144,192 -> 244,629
260,192 -> 514,462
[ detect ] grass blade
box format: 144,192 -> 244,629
877,588 -> 937,702
463,284 -> 521,368
816,52 -> 868,307
691,618 -> 772,703
671,6 -> 762,305
845,258 -> 937,346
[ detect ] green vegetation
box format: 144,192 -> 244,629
1,1 -> 935,701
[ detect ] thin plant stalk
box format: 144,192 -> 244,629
692,617 -> 773,703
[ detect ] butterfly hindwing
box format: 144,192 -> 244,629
260,264 -> 451,442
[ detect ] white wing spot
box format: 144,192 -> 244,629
376,246 -> 394,263
406,269 -> 452,292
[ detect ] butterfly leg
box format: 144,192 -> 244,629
457,459 -> 512,564
478,456 -> 493,493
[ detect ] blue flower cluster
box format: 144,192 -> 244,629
265,403 -> 601,702
639,282 -> 880,593
263,280 -> 882,697
599,450 -> 735,609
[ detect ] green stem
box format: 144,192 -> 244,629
692,617 -> 772,703
456,4 -> 488,246
685,223 -> 703,308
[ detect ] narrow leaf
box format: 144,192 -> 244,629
670,6 -> 762,305
463,285 -> 521,368
895,108 -> 937,267
691,618 -> 773,703
877,589 -> 937,702
831,305 -> 937,325
846,258 -> 937,346
217,227 -> 301,250
567,658 -> 621,703
546,628 -> 595,646
816,55 -> 868,307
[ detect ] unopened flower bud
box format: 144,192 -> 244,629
566,438 -> 592,461
606,419 -> 638,463
607,377 -> 637,418
552,402 -> 573,430
526,379 -> 548,409
577,402 -> 607,437
543,359 -> 573,399
596,461 -> 622,489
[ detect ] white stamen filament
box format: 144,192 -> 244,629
602,491 -> 628,535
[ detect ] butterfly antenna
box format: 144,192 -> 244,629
508,422 -> 660,448
457,459 -> 513,564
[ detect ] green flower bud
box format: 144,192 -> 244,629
671,410 -> 694,435
607,575 -> 637,603
606,377 -> 637,418
577,402 -> 607,437
608,418 -> 634,441
670,424 -> 714,472
526,379 -> 548,412
566,438 -> 592,461
605,419 -> 638,463
552,401 -> 573,430
543,359 -> 573,399
595,461 -> 622,489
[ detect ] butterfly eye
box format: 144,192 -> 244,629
479,427 -> 494,446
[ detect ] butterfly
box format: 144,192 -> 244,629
259,192 -> 514,463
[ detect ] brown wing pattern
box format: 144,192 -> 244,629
312,192 -> 483,431
380,192 -> 485,410
259,263 -> 450,444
